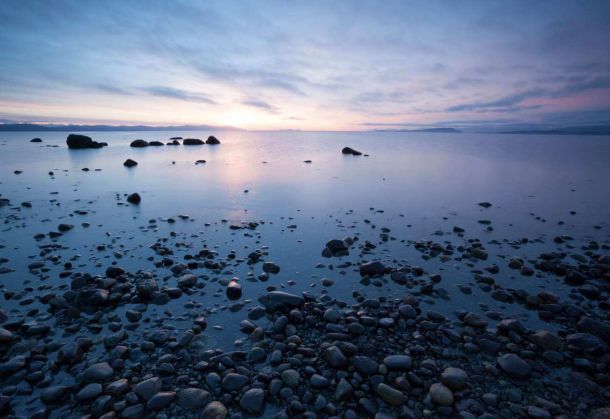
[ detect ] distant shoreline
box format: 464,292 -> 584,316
1,123 -> 609,136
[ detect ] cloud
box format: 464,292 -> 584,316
446,89 -> 547,112
242,99 -> 279,113
142,86 -> 217,104
94,84 -> 133,95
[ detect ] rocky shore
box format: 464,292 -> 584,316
0,133 -> 608,418
1,225 -> 609,418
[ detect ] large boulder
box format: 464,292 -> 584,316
258,291 -> 304,311
342,146 -> 362,156
130,139 -> 149,148
183,138 -> 204,145
67,134 -> 107,149
359,261 -> 387,276
206,135 -> 221,144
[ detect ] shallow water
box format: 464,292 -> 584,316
0,130 -> 609,415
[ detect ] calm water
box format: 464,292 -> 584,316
1,130 -> 609,350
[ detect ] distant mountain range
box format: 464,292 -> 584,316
0,123 -> 241,132
1,123 -> 609,135
499,125 -> 610,136
372,127 -> 461,133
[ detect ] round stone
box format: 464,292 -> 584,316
429,383 -> 454,406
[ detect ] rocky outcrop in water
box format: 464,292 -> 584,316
130,139 -> 149,148
66,134 -> 107,149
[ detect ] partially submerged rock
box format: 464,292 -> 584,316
342,146 -> 362,156
130,139 -> 149,148
66,134 -> 107,149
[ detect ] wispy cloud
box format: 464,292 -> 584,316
242,99 -> 279,113
446,89 -> 547,112
142,86 -> 217,104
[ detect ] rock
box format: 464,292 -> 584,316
148,141 -> 164,146
58,223 -> 74,232
202,401 -> 228,418
147,391 -> 176,410
335,378 -> 353,401
134,377 -> 162,401
398,304 -> 417,318
239,388 -> 265,415
376,383 -> 406,406
529,331 -> 562,351
31,137 -> 42,142
206,136 -> 221,144
258,291 -> 304,311
262,261 -> 280,274
136,277 -> 158,299
322,345 -> 348,369
249,347 -> 266,363
0,327 -> 15,344
127,193 -> 141,204
124,159 -> 138,167
221,373 -> 249,391
463,312 -> 488,328
310,374 -> 329,388
67,134 -> 107,149
183,138 -> 204,145
76,383 -> 102,401
478,202 -> 492,208
106,266 -> 125,278
84,362 -> 114,382
106,379 -> 130,396
178,273 -> 197,288
383,355 -> 412,371
577,317 -> 610,342
342,146 -> 362,156
325,239 -> 349,256
57,342 -> 83,364
566,332 -> 607,353
441,367 -> 468,390
281,369 -> 300,387
429,383 -> 454,406
226,280 -> 242,300
497,354 -> 531,378
352,355 -> 379,375
41,385 -> 68,403
526,406 -> 551,419
130,139 -> 149,147
359,261 -> 387,276
121,403 -> 145,418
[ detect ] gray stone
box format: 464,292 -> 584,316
497,354 -> 531,379
376,383 -> 406,406
429,382 -> 454,406
383,355 -> 412,371
440,367 -> 468,390
222,373 -> 249,391
177,388 -> 211,409
239,388 -> 265,415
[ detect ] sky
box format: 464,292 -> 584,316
0,0 -> 609,131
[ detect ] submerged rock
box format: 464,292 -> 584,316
124,158 -> 138,167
